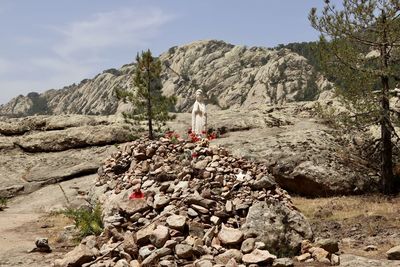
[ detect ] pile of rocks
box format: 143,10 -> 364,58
296,239 -> 340,265
56,137 -> 314,267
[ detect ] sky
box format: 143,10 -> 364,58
0,0 -> 331,104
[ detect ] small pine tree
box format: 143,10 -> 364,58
309,0 -> 400,194
116,50 -> 176,139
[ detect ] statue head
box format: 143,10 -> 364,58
195,89 -> 204,102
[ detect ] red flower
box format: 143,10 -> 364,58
191,152 -> 198,158
129,190 -> 145,199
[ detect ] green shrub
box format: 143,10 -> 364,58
0,198 -> 7,211
62,203 -> 103,239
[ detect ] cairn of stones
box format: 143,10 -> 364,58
55,137 -> 339,267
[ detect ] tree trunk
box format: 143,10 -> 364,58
147,64 -> 154,140
381,75 -> 394,194
380,11 -> 394,194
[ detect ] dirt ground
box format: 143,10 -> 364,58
0,175 -> 94,267
293,195 -> 400,264
1,178 -> 400,267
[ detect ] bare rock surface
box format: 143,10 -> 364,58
0,115 -> 133,198
0,175 -> 95,267
340,254 -> 400,267
168,104 -> 379,196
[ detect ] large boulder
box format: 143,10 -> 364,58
242,200 -> 313,256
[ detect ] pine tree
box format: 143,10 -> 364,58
116,50 -> 176,140
309,0 -> 400,194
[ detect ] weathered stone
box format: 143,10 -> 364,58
119,198 -> 150,215
386,245 -> 400,260
114,259 -> 130,267
136,223 -> 156,245
311,247 -> 330,263
241,238 -> 255,254
242,201 -> 312,256
153,194 -> 170,209
175,244 -> 193,259
215,249 -> 243,265
364,245 -> 378,252
150,225 -> 170,248
296,253 -> 311,262
166,215 -> 186,231
242,249 -> 277,264
123,231 -> 138,256
218,224 -> 243,245
54,244 -> 97,267
315,238 -> 339,254
251,176 -> 276,190
130,260 -> 140,267
139,245 -> 156,259
141,247 -> 172,267
195,259 -> 213,267
272,257 -> 294,267
331,254 -> 340,266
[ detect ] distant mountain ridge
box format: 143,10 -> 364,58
0,40 -> 331,117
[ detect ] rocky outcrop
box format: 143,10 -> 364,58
0,40 -> 329,117
168,104 -> 379,197
0,115 -> 134,198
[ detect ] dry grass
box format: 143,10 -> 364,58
292,195 -> 400,260
293,195 -> 400,222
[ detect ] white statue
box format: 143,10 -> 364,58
192,89 -> 207,135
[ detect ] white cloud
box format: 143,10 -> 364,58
0,6 -> 174,105
52,7 -> 173,59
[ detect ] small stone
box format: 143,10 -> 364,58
136,223 -> 156,245
130,260 -> 140,267
241,238 -> 255,254
272,257 -> 294,267
194,159 -> 209,170
189,221 -> 205,238
296,253 -> 311,262
119,198 -> 150,215
210,215 -> 221,225
254,241 -> 266,250
139,245 -> 156,259
154,194 -> 170,209
218,224 -> 243,245
364,245 -> 378,251
30,237 -> 51,253
386,245 -> 400,260
251,176 -> 276,190
330,254 -> 340,266
195,259 -> 213,267
191,204 -> 209,214
188,208 -> 199,217
301,239 -> 312,254
315,238 -> 339,253
175,244 -> 193,259
141,247 -> 172,267
123,231 -> 138,256
242,249 -> 277,264
166,215 -> 186,231
114,259 -> 130,267
225,201 -> 233,212
163,240 -> 177,249
311,247 -> 329,263
226,259 -> 240,267
54,244 -> 97,267
150,225 -> 170,248
215,249 -> 243,265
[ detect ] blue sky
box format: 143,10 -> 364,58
0,0 -> 330,104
